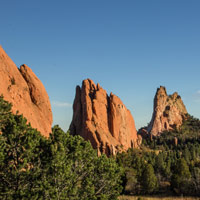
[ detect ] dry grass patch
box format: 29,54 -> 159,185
119,195 -> 200,200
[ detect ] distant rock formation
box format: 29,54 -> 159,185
146,86 -> 187,136
70,79 -> 141,155
0,46 -> 52,136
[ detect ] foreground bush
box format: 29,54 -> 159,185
0,96 -> 123,200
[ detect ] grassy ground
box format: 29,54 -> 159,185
119,195 -> 200,200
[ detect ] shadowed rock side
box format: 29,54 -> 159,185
0,46 -> 52,136
70,79 -> 141,155
146,86 -> 187,136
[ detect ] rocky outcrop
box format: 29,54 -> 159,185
0,46 -> 52,136
70,79 -> 141,155
147,86 -> 187,136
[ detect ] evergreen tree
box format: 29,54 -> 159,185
142,163 -> 158,194
164,159 -> 172,178
123,168 -> 138,194
171,158 -> 192,195
41,125 -> 97,200
0,95 -> 12,131
0,114 -> 44,200
93,154 -> 123,200
191,167 -> 200,196
155,153 -> 166,176
41,125 -> 123,200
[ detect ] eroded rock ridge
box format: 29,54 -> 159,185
0,46 -> 52,136
70,79 -> 141,155
147,86 -> 187,136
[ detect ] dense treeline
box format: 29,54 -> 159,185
0,96 -> 123,200
1,95 -> 200,199
116,115 -> 200,196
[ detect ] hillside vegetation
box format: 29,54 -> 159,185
1,95 -> 200,199
0,95 -> 123,200
116,115 -> 200,197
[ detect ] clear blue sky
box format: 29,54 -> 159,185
1,0 -> 200,131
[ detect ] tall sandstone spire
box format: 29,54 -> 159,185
0,46 -> 52,136
70,79 -> 141,155
147,86 -> 187,136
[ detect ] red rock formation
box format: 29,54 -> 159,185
147,86 -> 187,136
0,46 -> 52,136
70,79 -> 141,155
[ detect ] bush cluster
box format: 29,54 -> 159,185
0,95 -> 123,200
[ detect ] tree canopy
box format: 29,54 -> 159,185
0,96 -> 123,200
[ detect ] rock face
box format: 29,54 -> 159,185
70,79 -> 141,155
147,86 -> 187,136
0,46 -> 52,136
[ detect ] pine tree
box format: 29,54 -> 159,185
142,163 -> 158,194
41,126 -> 96,199
41,125 -> 123,200
171,158 -> 192,195
92,154 -> 123,200
155,153 -> 166,176
191,167 -> 200,196
0,114 -> 44,200
0,95 -> 12,131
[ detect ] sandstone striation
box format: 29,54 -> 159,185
0,46 -> 52,136
70,79 -> 141,155
147,86 -> 187,136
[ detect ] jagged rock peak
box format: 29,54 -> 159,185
156,86 -> 167,95
70,79 -> 141,156
147,86 -> 187,136
0,46 -> 52,136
